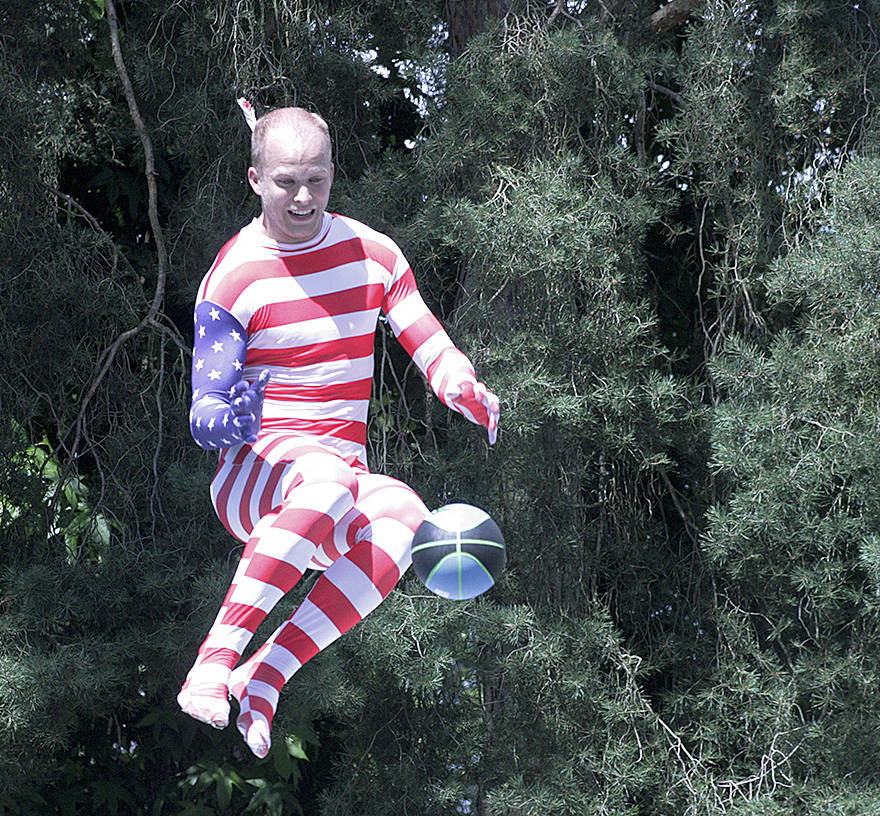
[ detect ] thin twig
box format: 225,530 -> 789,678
67,0 -> 173,459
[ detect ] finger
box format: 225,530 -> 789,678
233,413 -> 256,430
232,394 -> 252,414
487,405 -> 499,445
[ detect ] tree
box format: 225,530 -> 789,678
2,0 -> 880,814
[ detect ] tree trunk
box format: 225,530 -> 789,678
445,0 -> 508,55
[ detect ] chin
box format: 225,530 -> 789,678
284,217 -> 320,242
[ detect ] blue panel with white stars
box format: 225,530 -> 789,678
189,300 -> 251,449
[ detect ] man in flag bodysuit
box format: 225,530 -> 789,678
178,106 -> 499,759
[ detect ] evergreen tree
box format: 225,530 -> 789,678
2,0 -> 880,814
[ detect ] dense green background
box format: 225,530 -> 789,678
2,0 -> 880,813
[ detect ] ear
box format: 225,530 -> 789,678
247,165 -> 262,196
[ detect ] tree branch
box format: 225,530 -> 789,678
66,0 -> 174,459
646,79 -> 682,106
647,0 -> 704,33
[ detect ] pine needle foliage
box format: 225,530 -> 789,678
3,0 -> 880,814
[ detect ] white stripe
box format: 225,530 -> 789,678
285,598 -> 342,648
249,309 -> 379,348
413,331 -> 456,376
385,291 -> 429,335
428,349 -> 472,393
244,679 -> 281,710
323,556 -> 383,616
244,260 -> 387,306
368,517 -> 415,566
203,624 -> 258,655
247,524 -> 315,566
186,662 -> 230,684
231,575 -> 286,611
257,643 -> 303,683
262,397 -> 369,422
243,353 -> 374,386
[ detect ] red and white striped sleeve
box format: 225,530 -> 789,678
382,252 -> 499,444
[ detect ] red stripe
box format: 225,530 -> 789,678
251,662 -> 285,690
258,462 -> 287,518
237,456 -> 265,536
395,312 -> 445,358
346,544 -> 400,598
214,445 -> 253,540
280,237 -> 368,277
384,267 -> 418,308
247,333 -> 374,367
200,233 -> 241,300
426,346 -> 472,385
249,284 -> 385,332
245,553 -> 304,592
259,417 -> 367,445
221,602 -> 268,632
209,260 -> 292,312
274,235 -> 399,278
275,623 -> 320,665
272,507 -> 336,545
196,646 -> 240,668
360,236 -> 399,273
307,578 -> 362,633
264,378 -> 372,403
249,695 -> 277,721
234,435 -> 291,537
346,511 -> 369,550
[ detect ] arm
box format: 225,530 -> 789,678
385,277 -> 500,444
190,300 -> 269,450
427,346 -> 500,445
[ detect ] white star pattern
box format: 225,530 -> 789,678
190,300 -> 257,450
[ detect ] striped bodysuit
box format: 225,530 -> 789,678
179,213 -> 498,758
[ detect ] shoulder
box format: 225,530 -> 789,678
329,213 -> 407,269
197,221 -> 288,308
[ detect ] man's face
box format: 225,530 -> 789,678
247,124 -> 334,244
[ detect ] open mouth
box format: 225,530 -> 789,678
289,209 -> 315,220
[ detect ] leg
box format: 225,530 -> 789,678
178,441 -> 359,728
229,474 -> 428,757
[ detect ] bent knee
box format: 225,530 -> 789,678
295,451 -> 359,500
357,478 -> 428,531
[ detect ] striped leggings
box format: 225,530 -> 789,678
180,433 -> 427,756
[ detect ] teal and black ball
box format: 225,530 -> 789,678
411,503 -> 505,600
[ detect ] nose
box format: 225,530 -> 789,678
293,184 -> 311,204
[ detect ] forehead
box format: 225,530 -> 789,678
262,124 -> 332,169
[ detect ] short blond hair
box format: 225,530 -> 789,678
251,107 -> 332,169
